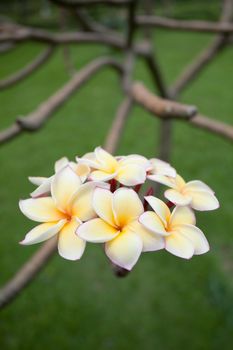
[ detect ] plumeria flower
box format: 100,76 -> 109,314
139,196 -> 209,259
117,154 -> 176,180
77,188 -> 164,270
29,157 -> 90,198
20,166 -> 108,260
76,147 -> 146,186
150,174 -> 219,211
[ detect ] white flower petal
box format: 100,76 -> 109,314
75,163 -> 90,182
184,180 -> 214,194
105,229 -> 143,270
128,220 -> 165,252
20,219 -> 66,245
116,163 -> 146,186
113,188 -> 144,227
144,196 -> 170,225
19,197 -> 65,222
51,166 -> 82,212
176,224 -> 209,255
164,189 -> 192,206
55,157 -> 69,173
147,174 -> 177,188
139,211 -> 168,235
30,176 -> 53,198
119,154 -> 151,171
165,232 -> 194,259
150,158 -> 176,177
189,190 -> 219,211
95,146 -> 118,172
170,206 -> 196,227
58,219 -> 85,260
89,170 -> 115,182
77,218 -> 119,243
28,176 -> 47,186
71,182 -> 109,221
93,188 -> 116,226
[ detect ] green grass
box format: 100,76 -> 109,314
0,28 -> 233,350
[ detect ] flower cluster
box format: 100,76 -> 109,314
19,146 -> 219,271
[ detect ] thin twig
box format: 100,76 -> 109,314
136,15 -> 233,34
0,57 -> 123,145
0,46 -> 55,90
169,0 -> 233,98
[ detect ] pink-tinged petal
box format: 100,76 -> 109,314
77,218 -> 119,243
71,182 -> 109,221
176,224 -> 209,255
150,158 -> 176,177
164,189 -> 192,206
55,157 -> 69,173
139,211 -> 168,235
19,197 -> 65,222
119,154 -> 151,171
128,220 -> 165,252
28,176 -> 47,186
144,196 -> 170,225
113,188 -> 144,227
89,170 -> 115,182
189,190 -> 219,211
147,174 -> 177,188
95,146 -> 118,172
170,206 -> 196,227
116,164 -> 146,186
20,219 -> 66,245
105,229 -> 143,270
51,166 -> 82,212
30,176 -> 53,198
93,188 -> 116,226
58,219 -> 85,260
165,232 -> 194,259
184,180 -> 214,194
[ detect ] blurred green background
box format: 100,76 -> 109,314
0,1 -> 233,349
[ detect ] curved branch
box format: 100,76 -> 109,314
131,82 -> 197,119
169,0 -> 233,98
104,96 -> 133,153
50,0 -> 132,7
131,83 -> 233,142
0,57 -> 123,145
136,15 -> 233,34
0,238 -> 58,309
0,46 -> 55,90
191,114 -> 233,142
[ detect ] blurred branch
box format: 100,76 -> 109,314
50,0 -> 132,7
0,23 -> 149,55
169,0 -> 233,98
104,96 -> 133,153
75,9 -> 116,35
191,114 -> 233,142
0,45 -> 55,90
131,82 -> 233,142
136,15 -> 233,34
0,57 -> 123,145
130,82 -> 197,119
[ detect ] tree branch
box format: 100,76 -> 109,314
0,57 -> 123,145
50,0 -> 132,7
169,0 -> 233,98
136,15 -> 233,34
0,45 -> 55,90
130,82 -> 197,119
